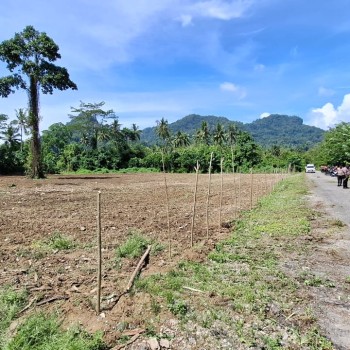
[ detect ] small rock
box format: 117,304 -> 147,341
80,226 -> 86,231
70,285 -> 80,292
135,342 -> 150,350
159,338 -> 170,348
99,312 -> 106,318
147,337 -> 160,350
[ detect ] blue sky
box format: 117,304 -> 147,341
1,0 -> 350,132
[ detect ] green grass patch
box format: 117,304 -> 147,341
0,288 -> 27,348
34,232 -> 76,253
0,289 -> 107,350
5,312 -> 107,350
115,232 -> 164,263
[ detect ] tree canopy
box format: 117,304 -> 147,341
0,25 -> 77,178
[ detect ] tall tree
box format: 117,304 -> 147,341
14,108 -> 29,151
155,118 -> 171,148
195,121 -> 211,145
322,122 -> 350,164
173,131 -> 191,148
131,123 -> 142,142
123,123 -> 141,143
1,121 -> 21,150
109,118 -> 123,144
0,25 -> 77,178
0,114 -> 8,132
227,123 -> 238,172
69,101 -> 116,150
213,123 -> 226,146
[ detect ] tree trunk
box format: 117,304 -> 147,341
28,76 -> 45,179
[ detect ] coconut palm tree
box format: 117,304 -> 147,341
195,121 -> 211,145
14,108 -> 29,151
227,123 -> 239,172
0,114 -> 8,131
155,118 -> 171,149
213,123 -> 226,146
173,131 -> 191,148
131,123 -> 142,142
1,122 -> 21,149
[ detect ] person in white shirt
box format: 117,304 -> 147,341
337,165 -> 344,186
342,166 -> 349,189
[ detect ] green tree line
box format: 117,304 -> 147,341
0,106 -> 308,175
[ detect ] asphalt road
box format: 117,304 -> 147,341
306,171 -> 350,226
305,171 -> 350,350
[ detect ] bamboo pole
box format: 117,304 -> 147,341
96,191 -> 102,315
238,168 -> 241,212
231,147 -> 235,174
219,157 -> 224,228
233,165 -> 237,220
190,161 -> 200,248
162,153 -> 171,258
250,168 -> 253,210
206,152 -> 213,239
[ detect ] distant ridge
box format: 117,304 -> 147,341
140,114 -> 325,149
242,114 -> 324,148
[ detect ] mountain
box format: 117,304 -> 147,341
242,114 -> 325,148
141,114 -> 242,144
140,114 -> 325,149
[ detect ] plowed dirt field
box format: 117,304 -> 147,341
0,172 -> 283,345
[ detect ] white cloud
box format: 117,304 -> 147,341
260,112 -> 270,118
220,82 -> 247,99
309,93 -> 350,129
189,0 -> 253,20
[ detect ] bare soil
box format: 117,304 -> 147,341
0,172 -> 280,346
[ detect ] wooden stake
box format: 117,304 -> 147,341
219,157 -> 224,228
96,191 -> 102,315
238,169 -> 241,212
162,152 -> 171,258
231,147 -> 235,173
233,165 -> 237,219
206,152 -> 213,239
250,168 -> 253,210
190,161 -> 200,248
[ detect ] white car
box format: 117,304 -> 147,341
305,164 -> 316,173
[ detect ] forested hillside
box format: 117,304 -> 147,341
141,114 -> 324,149
243,114 -> 324,148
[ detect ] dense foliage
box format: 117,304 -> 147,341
244,114 -> 324,149
1,107 -> 309,175
141,114 -> 324,149
0,25 -> 77,178
305,122 -> 350,166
